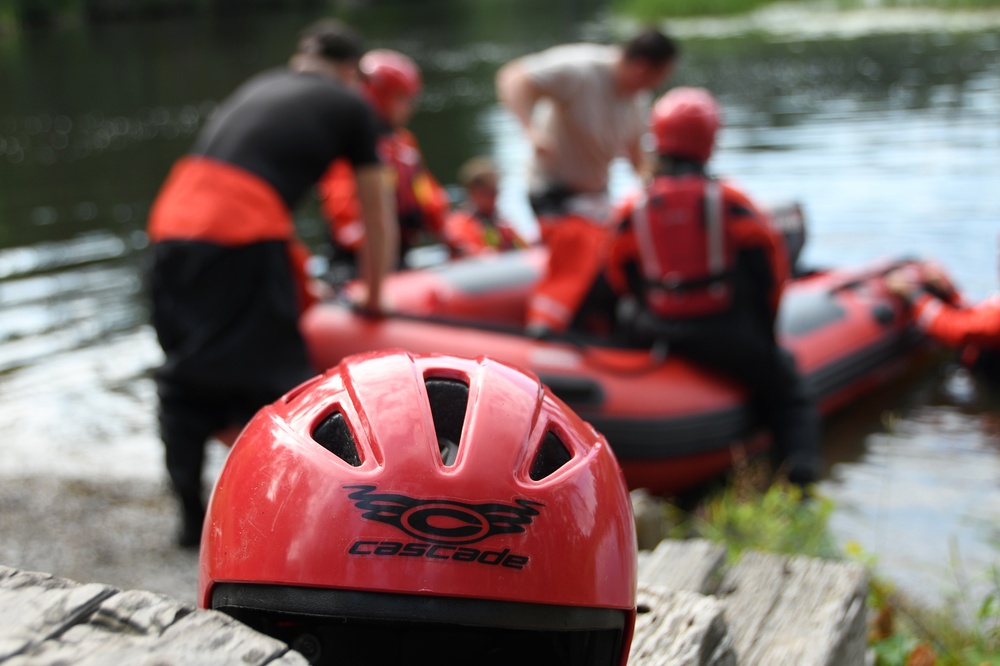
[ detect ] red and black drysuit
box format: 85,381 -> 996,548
147,68 -> 381,538
442,207 -> 528,258
578,165 -> 822,487
320,125 -> 448,274
909,290 -> 1000,384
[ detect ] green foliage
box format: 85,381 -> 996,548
0,2 -> 19,34
660,457 -> 842,563
611,0 -> 778,20
670,475 -> 841,562
11,0 -> 83,26
5,0 -> 327,25
667,463 -> 1000,665
612,0 -> 1000,20
838,0 -> 1000,7
870,633 -> 919,666
611,0 -> 775,19
861,546 -> 1000,665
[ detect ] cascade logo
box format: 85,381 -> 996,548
344,484 -> 542,569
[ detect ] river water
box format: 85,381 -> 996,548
1,1 -> 999,612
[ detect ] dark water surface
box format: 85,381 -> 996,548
1,1 -> 999,610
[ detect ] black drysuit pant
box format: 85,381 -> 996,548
651,309 -> 823,487
149,240 -> 317,521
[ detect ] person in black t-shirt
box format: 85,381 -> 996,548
146,19 -> 398,547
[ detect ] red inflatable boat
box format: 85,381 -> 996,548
302,247 -> 930,495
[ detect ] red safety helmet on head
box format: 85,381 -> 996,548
360,48 -> 422,118
651,86 -> 721,163
199,350 -> 637,666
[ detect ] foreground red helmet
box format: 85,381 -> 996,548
199,350 -> 637,666
651,86 -> 721,162
360,48 -> 422,118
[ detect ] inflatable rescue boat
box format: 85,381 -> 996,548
302,247 -> 930,495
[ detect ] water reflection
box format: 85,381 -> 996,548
0,106 -> 209,167
824,366 -> 1000,609
0,2 -> 999,609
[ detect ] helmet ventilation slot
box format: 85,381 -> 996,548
529,431 -> 573,480
425,378 -> 468,466
312,411 -> 361,467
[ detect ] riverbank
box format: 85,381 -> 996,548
3,467 -> 996,664
0,476 -> 201,607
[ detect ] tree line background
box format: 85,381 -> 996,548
1,0 -> 327,29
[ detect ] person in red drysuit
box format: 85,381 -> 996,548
321,48 -> 449,277
442,156 -> 528,258
886,260 -> 1000,384
147,19 -> 398,547
579,87 -> 822,488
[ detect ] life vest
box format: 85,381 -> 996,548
319,128 -> 448,255
632,175 -> 734,319
377,129 -> 448,237
444,208 -> 527,257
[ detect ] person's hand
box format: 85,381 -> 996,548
921,261 -> 958,299
345,285 -> 385,319
307,278 -> 336,303
528,128 -> 556,165
884,266 -> 922,301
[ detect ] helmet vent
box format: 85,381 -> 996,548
312,411 -> 361,467
425,378 -> 468,466
529,431 -> 573,481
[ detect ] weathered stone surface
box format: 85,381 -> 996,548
629,584 -> 736,666
0,566 -> 116,661
716,552 -> 869,666
0,567 -> 307,665
1,538 -> 871,666
638,538 -> 727,594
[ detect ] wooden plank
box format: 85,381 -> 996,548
717,552 -> 869,666
628,584 -> 736,666
638,539 -> 727,594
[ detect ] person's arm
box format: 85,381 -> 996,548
354,163 -> 399,312
885,264 -> 966,308
496,60 -> 540,134
882,265 -> 999,349
912,296 -> 1000,349
605,203 -> 639,297
723,183 -> 790,318
920,262 -> 964,306
626,136 -> 647,176
496,60 -> 555,162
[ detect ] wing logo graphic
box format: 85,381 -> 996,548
345,484 -> 543,545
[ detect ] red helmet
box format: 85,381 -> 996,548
651,86 -> 720,162
360,48 -> 422,118
199,350 -> 637,666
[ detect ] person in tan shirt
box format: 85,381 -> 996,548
496,27 -> 678,334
